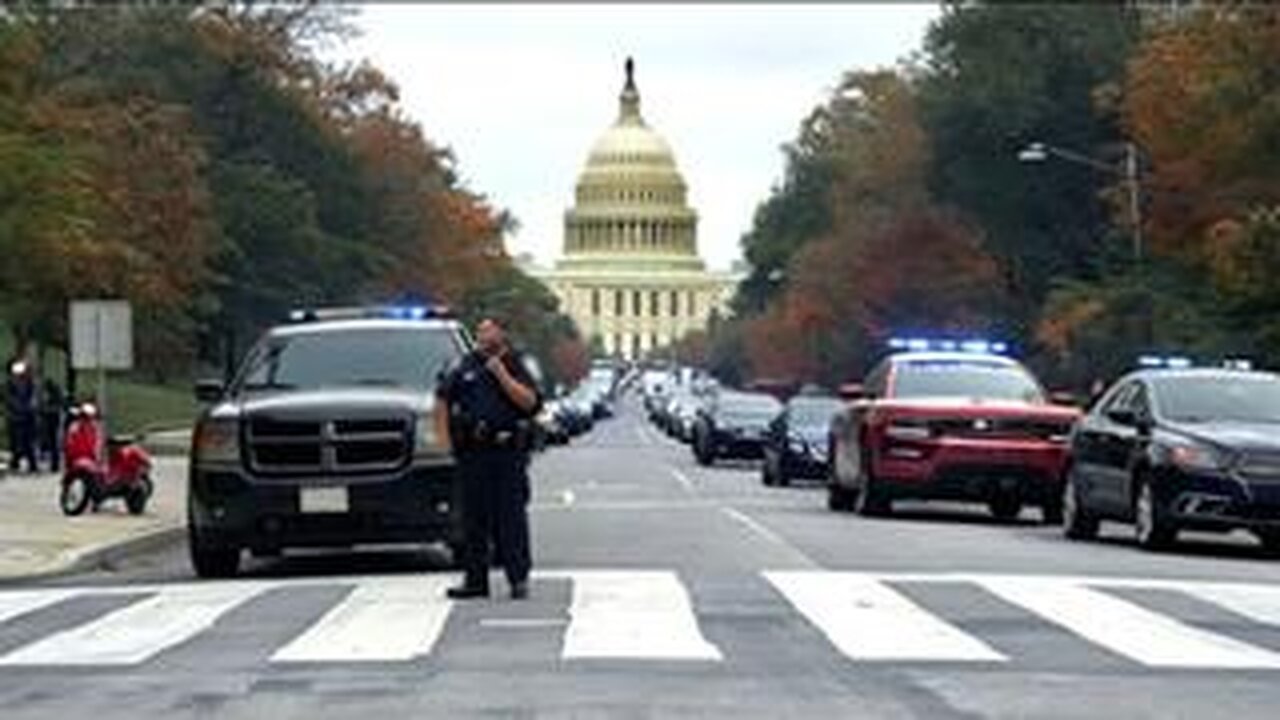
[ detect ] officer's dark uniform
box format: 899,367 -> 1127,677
5,368 -> 38,473
438,348 -> 542,594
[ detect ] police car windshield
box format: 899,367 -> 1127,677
237,327 -> 462,392
892,360 -> 1045,403
1153,374 -> 1280,424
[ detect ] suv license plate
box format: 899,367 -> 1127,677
300,487 -> 348,514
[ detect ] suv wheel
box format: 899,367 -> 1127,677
1135,480 -> 1176,551
854,458 -> 890,517
188,512 -> 241,579
827,483 -> 855,512
988,494 -> 1022,522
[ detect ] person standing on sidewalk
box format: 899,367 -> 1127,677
39,378 -> 65,473
437,317 -> 542,601
5,359 -> 39,473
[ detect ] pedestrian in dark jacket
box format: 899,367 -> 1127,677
5,360 -> 39,473
40,378 -> 65,472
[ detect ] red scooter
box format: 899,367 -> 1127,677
60,403 -> 154,516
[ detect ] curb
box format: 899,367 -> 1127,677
0,524 -> 186,587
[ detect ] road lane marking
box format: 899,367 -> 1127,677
669,467 -> 696,494
765,571 -> 1007,663
481,617 -> 565,629
554,570 -> 722,661
980,577 -> 1280,669
0,590 -> 79,625
721,507 -> 820,569
271,577 -> 453,663
0,584 -> 266,666
1184,583 -> 1280,627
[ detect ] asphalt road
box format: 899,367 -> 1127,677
6,397 -> 1280,718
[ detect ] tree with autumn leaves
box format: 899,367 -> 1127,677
725,3 -> 1280,390
0,4 -> 587,390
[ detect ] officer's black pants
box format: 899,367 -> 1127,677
457,447 -> 531,590
7,415 -> 37,472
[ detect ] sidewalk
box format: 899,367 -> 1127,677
0,455 -> 187,581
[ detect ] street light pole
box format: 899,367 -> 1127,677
1125,141 -> 1143,263
1018,140 -> 1144,263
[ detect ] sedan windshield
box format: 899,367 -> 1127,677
236,326 -> 462,392
790,398 -> 843,428
892,361 -> 1045,403
719,394 -> 783,422
1153,374 -> 1280,424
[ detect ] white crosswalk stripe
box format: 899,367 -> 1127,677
0,583 -> 267,666
980,577 -> 1280,669
552,570 -> 723,661
271,576 -> 454,663
765,571 -> 1006,663
3,572 -> 1280,670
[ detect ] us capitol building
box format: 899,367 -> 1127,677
529,59 -> 738,361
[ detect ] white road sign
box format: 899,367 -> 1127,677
70,300 -> 133,370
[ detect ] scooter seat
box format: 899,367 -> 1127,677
107,435 -> 138,448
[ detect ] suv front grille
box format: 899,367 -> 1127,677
928,417 -> 1071,441
248,415 -> 411,476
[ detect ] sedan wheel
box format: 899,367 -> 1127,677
1135,481 -> 1176,551
1062,468 -> 1100,541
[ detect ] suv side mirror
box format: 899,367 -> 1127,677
1050,391 -> 1079,408
838,383 -> 869,401
195,379 -> 225,403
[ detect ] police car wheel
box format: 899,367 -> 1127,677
1135,480 -> 1176,551
1255,531 -> 1280,558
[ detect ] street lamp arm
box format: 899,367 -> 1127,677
1040,144 -> 1125,176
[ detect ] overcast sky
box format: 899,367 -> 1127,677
334,3 -> 940,271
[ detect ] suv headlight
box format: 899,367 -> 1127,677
193,418 -> 240,466
885,420 -> 932,441
1170,443 -> 1226,472
415,411 -> 448,456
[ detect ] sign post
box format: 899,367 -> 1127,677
70,301 -> 133,433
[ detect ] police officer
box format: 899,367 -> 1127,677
437,317 -> 542,600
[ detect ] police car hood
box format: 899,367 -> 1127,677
1166,420 -> 1280,453
875,397 -> 1079,421
236,386 -> 434,420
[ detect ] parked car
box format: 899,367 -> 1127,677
692,391 -> 784,466
1063,359 -> 1280,553
762,393 -> 844,486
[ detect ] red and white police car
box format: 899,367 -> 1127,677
827,339 -> 1080,522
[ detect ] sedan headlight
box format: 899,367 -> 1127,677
788,436 -> 809,454
193,418 -> 240,466
1170,443 -> 1226,472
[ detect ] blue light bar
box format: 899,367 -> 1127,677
1139,355 -> 1194,369
888,337 -> 1009,355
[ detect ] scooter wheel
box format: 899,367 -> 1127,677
125,475 -> 154,515
60,475 -> 93,516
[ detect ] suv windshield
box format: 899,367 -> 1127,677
1154,374 -> 1280,424
892,360 -> 1045,403
236,326 -> 463,392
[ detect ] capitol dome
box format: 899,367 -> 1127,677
563,58 -> 700,265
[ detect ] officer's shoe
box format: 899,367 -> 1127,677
509,581 -> 529,601
446,584 -> 490,600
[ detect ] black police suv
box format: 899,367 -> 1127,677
187,307 -> 468,578
1064,365 -> 1280,553
692,391 -> 783,466
761,393 -> 844,487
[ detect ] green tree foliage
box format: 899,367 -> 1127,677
0,4 -> 579,386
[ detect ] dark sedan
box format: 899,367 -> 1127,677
762,395 -> 844,486
1063,366 -> 1280,553
692,391 -> 783,466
